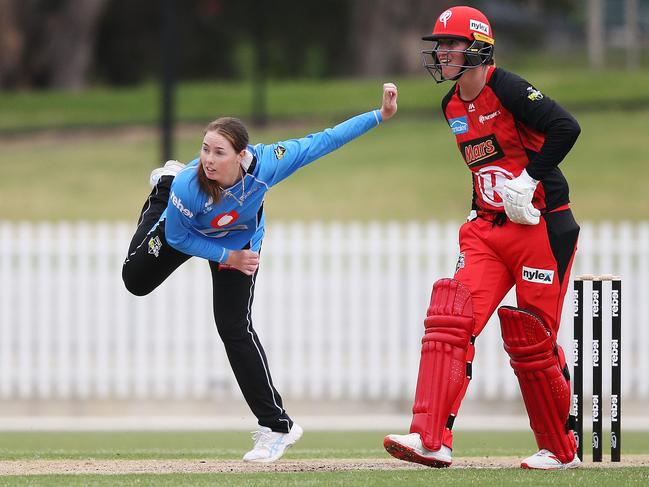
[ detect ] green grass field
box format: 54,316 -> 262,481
2,69 -> 649,222
2,70 -> 649,133
2,110 -> 648,221
0,430 -> 647,485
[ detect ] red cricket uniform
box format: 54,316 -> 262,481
443,65 -> 580,336
418,66 -> 581,454
386,5 -> 582,468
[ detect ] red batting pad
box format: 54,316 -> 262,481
498,306 -> 576,463
410,279 -> 474,451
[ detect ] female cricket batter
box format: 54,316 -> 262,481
384,6 -> 581,470
123,83 -> 398,463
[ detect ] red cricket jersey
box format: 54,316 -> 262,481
441,66 -> 580,214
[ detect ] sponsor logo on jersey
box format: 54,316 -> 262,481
449,116 -> 469,135
479,110 -> 501,124
439,9 -> 452,27
274,145 -> 286,160
522,266 -> 555,284
170,191 -> 194,218
460,134 -> 504,167
469,19 -> 490,35
211,210 -> 240,228
526,86 -> 544,101
148,236 -> 162,257
468,103 -> 476,113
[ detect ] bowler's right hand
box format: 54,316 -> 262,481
380,83 -> 398,121
226,249 -> 259,275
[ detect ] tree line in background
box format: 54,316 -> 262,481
0,0 -> 614,91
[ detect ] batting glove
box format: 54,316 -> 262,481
502,169 -> 540,225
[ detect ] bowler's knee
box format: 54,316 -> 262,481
122,265 -> 154,297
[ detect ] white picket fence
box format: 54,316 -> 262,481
0,220 -> 647,403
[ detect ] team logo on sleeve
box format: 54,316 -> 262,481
274,145 -> 286,160
526,86 -> 544,101
460,134 -> 504,167
449,116 -> 469,135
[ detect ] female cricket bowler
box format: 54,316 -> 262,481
122,83 -> 398,463
384,6 -> 581,470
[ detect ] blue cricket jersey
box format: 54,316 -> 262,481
156,110 -> 383,263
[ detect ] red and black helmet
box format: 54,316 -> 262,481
421,6 -> 495,83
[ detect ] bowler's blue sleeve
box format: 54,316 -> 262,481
257,110 -> 382,186
164,179 -> 231,263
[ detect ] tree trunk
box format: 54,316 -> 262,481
44,0 -> 109,90
587,0 -> 604,70
347,0 -> 455,76
0,0 -> 24,87
625,0 -> 639,71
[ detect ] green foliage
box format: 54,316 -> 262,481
1,71 -> 648,222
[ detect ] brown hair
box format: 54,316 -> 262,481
197,117 -> 249,203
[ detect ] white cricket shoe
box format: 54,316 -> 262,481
384,432 -> 452,468
242,423 -> 303,463
521,449 -> 581,470
149,160 -> 186,187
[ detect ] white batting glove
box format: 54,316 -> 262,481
502,169 -> 540,225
